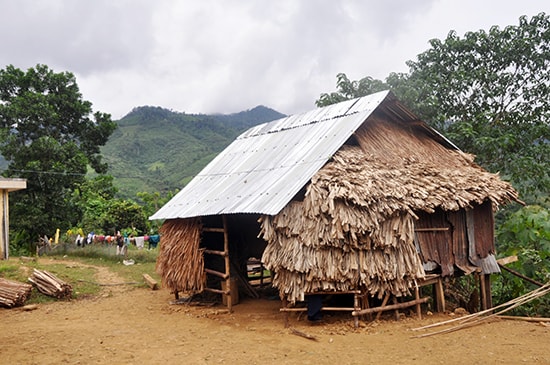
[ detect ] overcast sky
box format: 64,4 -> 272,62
1,1 -> 547,119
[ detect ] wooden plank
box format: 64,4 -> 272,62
142,274 -> 158,290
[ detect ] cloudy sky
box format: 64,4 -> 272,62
1,1 -> 547,119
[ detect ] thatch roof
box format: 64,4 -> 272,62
260,113 -> 520,303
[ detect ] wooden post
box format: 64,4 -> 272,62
414,285 -> 422,319
282,297 -> 289,328
376,293 -> 391,320
434,277 -> 445,312
392,296 -> 400,320
222,215 -> 232,312
353,292 -> 360,328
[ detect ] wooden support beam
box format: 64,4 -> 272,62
203,249 -> 228,257
376,293 -> 391,320
204,287 -> 229,295
205,268 -> 229,279
202,227 -> 225,233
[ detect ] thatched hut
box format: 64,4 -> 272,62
151,90 -> 520,318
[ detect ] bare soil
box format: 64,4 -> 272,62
1,260 -> 549,365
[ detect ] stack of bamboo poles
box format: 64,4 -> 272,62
0,278 -> 33,307
28,269 -> 72,299
412,282 -> 550,337
156,218 -> 205,294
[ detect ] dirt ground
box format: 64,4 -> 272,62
1,260 -> 549,365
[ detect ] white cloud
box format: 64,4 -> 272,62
0,0 -> 546,119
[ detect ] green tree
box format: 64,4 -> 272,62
71,175 -> 118,233
136,189 -> 179,233
100,199 -> 148,235
316,73 -> 389,107
400,13 -> 550,199
0,64 -> 117,251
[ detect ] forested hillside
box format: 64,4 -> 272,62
101,105 -> 285,199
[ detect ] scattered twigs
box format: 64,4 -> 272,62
28,269 -> 72,299
0,278 -> 33,308
289,327 -> 318,341
412,282 -> 550,337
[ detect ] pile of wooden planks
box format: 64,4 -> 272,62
0,278 -> 33,308
28,269 -> 72,299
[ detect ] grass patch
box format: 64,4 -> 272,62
0,258 -> 99,303
0,245 -> 160,305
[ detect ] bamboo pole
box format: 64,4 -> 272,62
412,283 -> 550,337
497,315 -> 550,323
352,297 -> 429,316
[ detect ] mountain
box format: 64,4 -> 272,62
101,105 -> 286,199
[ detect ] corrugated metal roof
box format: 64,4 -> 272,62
150,90 -> 391,220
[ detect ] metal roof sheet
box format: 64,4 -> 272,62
150,90 -> 391,220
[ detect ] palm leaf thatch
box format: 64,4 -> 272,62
156,218 -> 205,293
261,115 -> 520,304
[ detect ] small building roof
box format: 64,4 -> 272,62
0,178 -> 27,192
150,91 -> 456,220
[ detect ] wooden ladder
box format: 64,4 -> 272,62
202,215 -> 234,312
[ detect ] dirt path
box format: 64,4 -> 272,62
1,260 -> 549,364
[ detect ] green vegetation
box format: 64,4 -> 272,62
493,204 -> 550,316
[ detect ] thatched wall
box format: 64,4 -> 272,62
156,218 -> 205,294
261,115 -> 520,303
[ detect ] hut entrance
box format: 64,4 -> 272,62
199,214 -> 269,311
201,215 -> 235,311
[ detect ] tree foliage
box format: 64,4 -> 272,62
403,13 -> 550,198
494,205 -> 550,315
316,73 -> 389,107
0,64 -> 117,248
